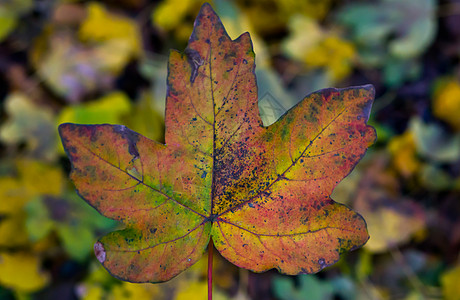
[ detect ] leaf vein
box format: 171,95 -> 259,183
76,141 -> 206,218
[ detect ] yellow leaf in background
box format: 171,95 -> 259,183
364,207 -> 425,253
283,15 -> 355,82
0,159 -> 63,247
94,39 -> 133,73
33,32 -> 120,101
239,0 -> 332,36
433,79 -> 460,131
175,281 -> 207,300
121,92 -> 164,142
0,177 -> 29,214
79,2 -> 141,58
0,8 -> 17,42
441,264 -> 460,300
304,36 -> 355,81
283,16 -> 323,62
0,92 -> 57,161
353,154 -> 426,253
0,160 -> 62,214
153,0 -> 196,31
277,0 -> 332,20
79,285 -> 104,300
388,131 -> 420,177
111,282 -> 161,300
0,212 -> 29,247
57,91 -> 132,153
0,253 -> 49,292
174,281 -> 228,300
0,0 -> 33,41
17,159 -> 63,197
57,91 -> 131,126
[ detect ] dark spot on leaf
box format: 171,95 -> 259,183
185,48 -> 204,84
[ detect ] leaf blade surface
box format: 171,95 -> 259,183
59,3 -> 375,282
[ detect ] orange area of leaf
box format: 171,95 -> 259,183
59,3 -> 375,283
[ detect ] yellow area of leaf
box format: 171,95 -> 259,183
442,264 -> 460,300
0,252 -> 49,292
79,2 -> 141,59
433,79 -> 460,131
283,16 -> 355,81
388,131 -> 420,177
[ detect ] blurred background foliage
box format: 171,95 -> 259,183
0,0 -> 460,299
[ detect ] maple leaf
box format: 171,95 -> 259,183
59,3 -> 375,283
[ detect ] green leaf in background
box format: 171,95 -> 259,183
26,193 -> 118,262
57,91 -> 131,125
338,0 -> 436,59
272,275 -> 335,300
418,164 -> 453,192
0,93 -> 57,161
0,8 -> 17,42
283,15 -> 355,83
337,0 -> 436,87
0,0 -> 33,41
0,159 -> 63,247
410,117 -> 460,163
57,90 -> 165,148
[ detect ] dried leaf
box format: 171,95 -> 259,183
59,4 -> 375,282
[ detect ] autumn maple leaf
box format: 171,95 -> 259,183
59,3 -> 375,283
